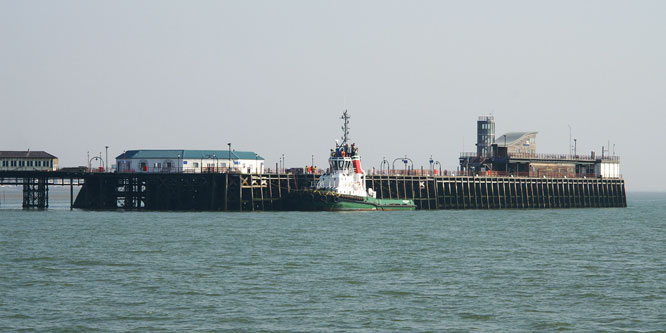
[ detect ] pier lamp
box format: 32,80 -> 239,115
380,157 -> 389,175
212,154 -> 217,173
177,154 -> 181,173
227,143 -> 231,172
392,157 -> 412,175
105,146 -> 109,172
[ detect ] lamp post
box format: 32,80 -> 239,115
177,154 -> 181,173
255,154 -> 258,174
212,154 -> 217,173
105,146 -> 109,172
574,139 -> 577,156
89,156 -> 104,172
282,153 -> 285,173
227,143 -> 231,173
392,156 -> 413,175
379,157 -> 389,175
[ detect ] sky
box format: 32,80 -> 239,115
1,0 -> 664,191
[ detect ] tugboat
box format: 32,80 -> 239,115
284,111 -> 416,211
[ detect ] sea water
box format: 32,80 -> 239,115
1,190 -> 664,331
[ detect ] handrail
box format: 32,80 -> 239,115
460,152 -> 620,162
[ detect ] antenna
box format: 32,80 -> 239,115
340,110 -> 350,145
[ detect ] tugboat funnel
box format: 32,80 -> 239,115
352,159 -> 362,174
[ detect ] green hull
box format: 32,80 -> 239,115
283,190 -> 416,211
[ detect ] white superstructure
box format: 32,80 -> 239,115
314,111 -> 376,198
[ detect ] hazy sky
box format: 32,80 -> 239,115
1,1 -> 664,191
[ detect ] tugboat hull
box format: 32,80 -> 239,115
283,190 -> 416,211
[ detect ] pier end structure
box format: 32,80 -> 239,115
460,116 -> 621,179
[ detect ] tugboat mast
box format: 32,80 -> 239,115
340,110 -> 350,146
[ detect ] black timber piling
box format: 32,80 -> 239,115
58,173 -> 627,211
0,171 -> 627,211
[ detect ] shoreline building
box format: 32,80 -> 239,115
460,116 -> 620,178
116,149 -> 265,174
0,151 -> 58,171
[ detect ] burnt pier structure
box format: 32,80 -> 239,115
0,171 -> 85,209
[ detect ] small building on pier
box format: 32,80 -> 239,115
116,149 -> 264,174
0,151 -> 58,171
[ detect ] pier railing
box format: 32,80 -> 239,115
459,152 -> 620,162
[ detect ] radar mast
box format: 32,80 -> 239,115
340,110 -> 350,146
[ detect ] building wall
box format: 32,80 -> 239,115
595,162 -> 620,178
507,133 -> 537,155
530,162 -> 575,178
116,158 -> 264,173
0,158 -> 58,171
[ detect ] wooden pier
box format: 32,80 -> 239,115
0,171 -> 626,210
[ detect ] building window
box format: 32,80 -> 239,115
166,162 -> 172,169
193,162 -> 199,168
19,161 -> 25,167
27,160 -> 33,167
11,161 -> 17,167
36,161 -> 41,167
44,160 -> 50,167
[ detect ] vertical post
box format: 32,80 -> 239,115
239,175 -> 243,212
210,174 -> 217,210
250,175 -> 255,212
70,179 -> 73,210
227,143 -> 232,173
224,173 -> 229,211
260,174 -> 265,211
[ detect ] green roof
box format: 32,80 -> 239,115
116,150 -> 264,160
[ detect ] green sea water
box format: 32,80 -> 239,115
1,191 -> 664,331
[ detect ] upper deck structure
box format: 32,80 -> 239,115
116,149 -> 265,174
0,151 -> 58,171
